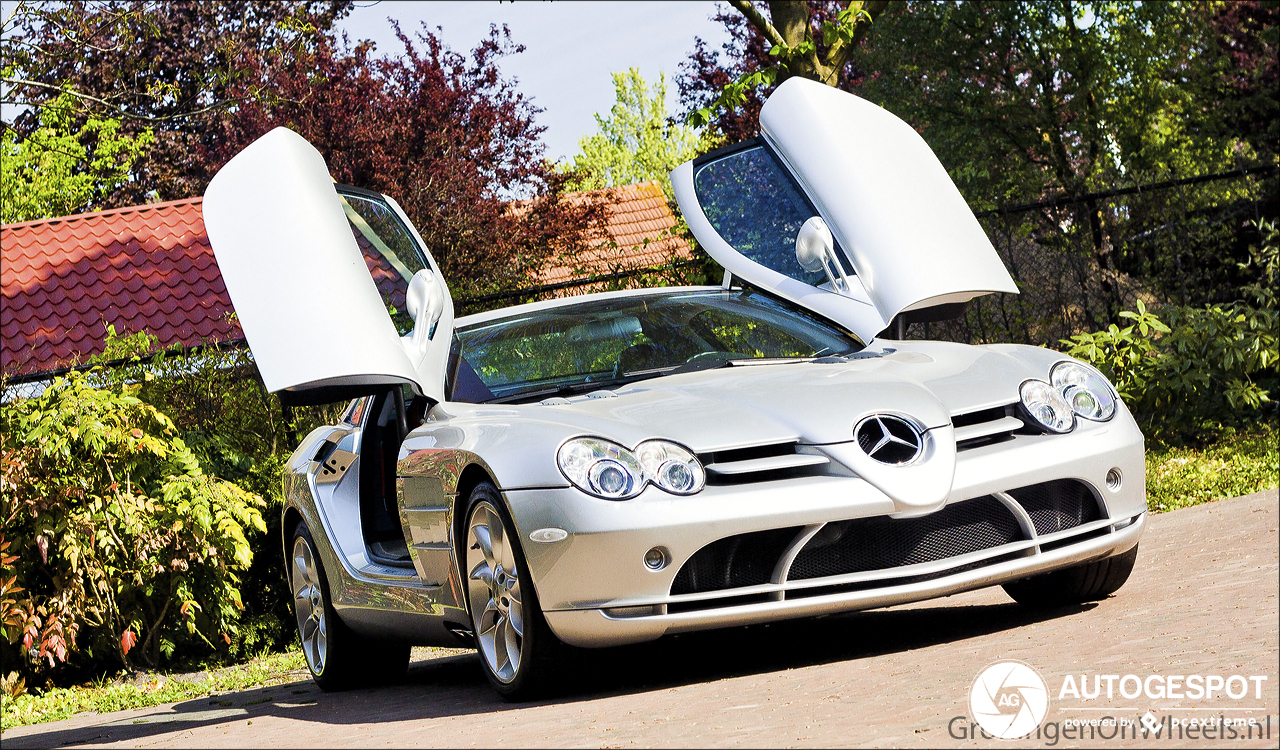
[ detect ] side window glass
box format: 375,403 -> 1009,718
341,397 -> 370,427
693,144 -> 852,287
338,190 -> 428,334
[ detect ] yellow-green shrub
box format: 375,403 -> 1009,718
1,370 -> 265,684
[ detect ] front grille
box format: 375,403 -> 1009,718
1007,479 -> 1103,534
788,495 -> 1024,580
787,551 -> 1029,600
670,526 -> 803,595
952,405 -> 1011,428
698,442 -> 829,485
952,403 -> 1023,451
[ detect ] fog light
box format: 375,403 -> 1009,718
1106,468 -> 1123,491
643,547 -> 668,571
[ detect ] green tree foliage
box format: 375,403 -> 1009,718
5,2 -> 603,295
566,69 -> 711,200
860,2 -> 1238,199
854,2 -> 1275,314
687,1 -> 890,127
0,95 -> 152,223
0,371 -> 265,684
1062,220 -> 1280,441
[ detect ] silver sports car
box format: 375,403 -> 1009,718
204,78 -> 1145,699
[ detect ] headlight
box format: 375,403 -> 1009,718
1051,361 -> 1116,421
557,437 -> 706,499
1019,379 -> 1075,433
557,438 -> 645,499
635,440 -> 706,495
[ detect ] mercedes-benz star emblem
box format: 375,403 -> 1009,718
855,415 -> 923,464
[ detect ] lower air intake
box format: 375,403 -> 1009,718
670,526 -> 803,595
788,495 -> 1024,580
1007,479 -> 1103,534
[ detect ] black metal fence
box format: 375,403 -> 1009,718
911,165 -> 1276,346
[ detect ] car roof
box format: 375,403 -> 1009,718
455,285 -> 724,329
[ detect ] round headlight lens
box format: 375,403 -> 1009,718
588,459 -> 634,498
635,439 -> 706,495
1051,361 -> 1116,421
1020,379 -> 1076,433
556,438 -> 645,500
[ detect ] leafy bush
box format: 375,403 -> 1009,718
85,328 -> 345,662
1062,221 -> 1280,442
1062,300 -> 1278,438
0,371 -> 265,685
110,340 -> 348,661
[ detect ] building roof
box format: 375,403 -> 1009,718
1,181 -> 694,379
536,180 -> 692,285
1,198 -> 237,379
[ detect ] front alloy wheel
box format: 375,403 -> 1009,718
464,484 -> 564,699
467,499 -> 525,681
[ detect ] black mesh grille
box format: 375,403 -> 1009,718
670,527 -> 803,595
788,496 -> 1024,580
1007,479 -> 1103,535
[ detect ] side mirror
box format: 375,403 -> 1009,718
795,216 -> 851,294
795,215 -> 834,273
405,268 -> 445,354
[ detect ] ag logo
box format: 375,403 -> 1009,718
969,660 -> 1050,739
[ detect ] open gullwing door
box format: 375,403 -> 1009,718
203,127 -> 454,405
673,77 -> 1017,342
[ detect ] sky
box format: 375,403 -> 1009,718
337,1 -> 733,163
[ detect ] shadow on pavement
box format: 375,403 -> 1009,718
3,598 -> 1096,748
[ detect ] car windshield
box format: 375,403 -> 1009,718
451,289 -> 863,403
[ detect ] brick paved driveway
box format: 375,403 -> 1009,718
4,489 -> 1276,749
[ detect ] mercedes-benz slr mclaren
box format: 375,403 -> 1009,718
203,78 -> 1145,699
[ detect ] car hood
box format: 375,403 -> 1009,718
413,341 -> 1061,514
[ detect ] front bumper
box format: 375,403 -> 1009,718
546,512 -> 1143,647
507,413 -> 1146,648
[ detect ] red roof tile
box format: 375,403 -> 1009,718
2,181 -> 693,377
535,181 -> 693,286
2,198 -> 241,378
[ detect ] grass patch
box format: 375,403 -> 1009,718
1146,422 -> 1279,513
1,650 -> 308,731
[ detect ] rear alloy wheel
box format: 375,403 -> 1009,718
465,483 -> 563,699
1003,544 -> 1139,607
291,522 -> 409,690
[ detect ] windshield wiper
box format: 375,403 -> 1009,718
484,370 -> 671,405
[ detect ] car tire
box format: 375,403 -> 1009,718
463,482 -> 564,700
1002,544 -> 1139,607
290,521 -> 410,690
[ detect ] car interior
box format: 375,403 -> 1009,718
358,388 -> 427,568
